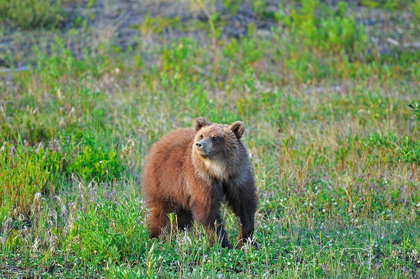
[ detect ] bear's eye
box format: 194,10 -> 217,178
200,134 -> 204,139
212,135 -> 218,141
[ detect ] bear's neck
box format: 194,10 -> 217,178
203,158 -> 227,180
192,152 -> 232,182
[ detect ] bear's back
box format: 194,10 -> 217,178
142,128 -> 196,204
150,128 -> 195,155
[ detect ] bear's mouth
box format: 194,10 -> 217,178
196,148 -> 211,157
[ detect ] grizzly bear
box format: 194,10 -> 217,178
142,117 -> 257,248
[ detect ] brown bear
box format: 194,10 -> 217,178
142,117 -> 257,248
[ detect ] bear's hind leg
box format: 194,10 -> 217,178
148,203 -> 170,239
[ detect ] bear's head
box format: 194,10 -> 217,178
193,117 -> 245,159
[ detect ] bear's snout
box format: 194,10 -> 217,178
195,140 -> 208,153
196,141 -> 205,149
195,140 -> 211,156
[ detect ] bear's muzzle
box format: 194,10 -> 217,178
195,140 -> 211,156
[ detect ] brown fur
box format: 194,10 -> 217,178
142,117 -> 257,248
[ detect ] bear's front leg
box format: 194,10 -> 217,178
190,197 -> 232,249
225,178 -> 258,247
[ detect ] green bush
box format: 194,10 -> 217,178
0,131 -> 126,220
282,0 -> 367,58
0,145 -> 62,219
363,132 -> 398,149
66,133 -> 125,182
360,0 -> 413,11
74,199 -> 147,265
0,0 -> 66,29
398,137 -> 420,164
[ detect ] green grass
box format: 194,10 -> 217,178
1,1 -> 420,278
0,0 -> 67,29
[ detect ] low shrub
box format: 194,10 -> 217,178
0,144 -> 62,219
74,199 -> 147,264
0,0 -> 66,29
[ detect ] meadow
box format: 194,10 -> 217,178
0,0 -> 420,277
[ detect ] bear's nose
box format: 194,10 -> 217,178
196,141 -> 205,149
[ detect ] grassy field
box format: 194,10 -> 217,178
1,0 -> 420,278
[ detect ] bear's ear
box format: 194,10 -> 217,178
195,117 -> 208,131
230,121 -> 245,138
